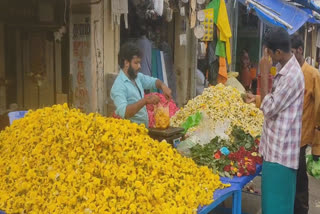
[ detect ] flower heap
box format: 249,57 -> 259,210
0,104 -> 227,214
170,84 -> 264,137
146,93 -> 179,128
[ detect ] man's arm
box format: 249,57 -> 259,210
111,85 -> 160,119
111,83 -> 145,119
155,79 -> 172,99
261,73 -> 304,119
260,48 -> 272,102
124,99 -> 147,119
138,73 -> 172,99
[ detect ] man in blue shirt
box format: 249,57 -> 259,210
111,42 -> 172,127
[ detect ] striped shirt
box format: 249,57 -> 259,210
260,55 -> 305,169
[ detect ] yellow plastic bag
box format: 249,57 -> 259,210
154,104 -> 170,129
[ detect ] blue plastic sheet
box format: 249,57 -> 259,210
238,0 -> 311,34
293,0 -> 320,14
303,8 -> 320,24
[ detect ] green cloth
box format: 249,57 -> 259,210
151,49 -> 158,79
207,0 -> 220,24
215,40 -> 226,57
262,160 -> 297,214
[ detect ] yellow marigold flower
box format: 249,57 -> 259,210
0,104 -> 227,213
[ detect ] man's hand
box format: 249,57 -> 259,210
260,48 -> 273,101
161,84 -> 172,100
313,155 -> 320,162
260,48 -> 273,75
243,93 -> 256,104
144,95 -> 160,105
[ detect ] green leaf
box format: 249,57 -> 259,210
224,171 -> 232,178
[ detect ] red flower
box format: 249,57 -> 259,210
247,163 -> 256,174
239,167 -> 245,175
224,165 -> 231,172
255,139 -> 260,145
237,172 -> 243,177
214,151 -> 221,159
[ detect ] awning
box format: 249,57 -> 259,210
291,0 -> 320,14
302,8 -> 320,23
238,0 -> 311,34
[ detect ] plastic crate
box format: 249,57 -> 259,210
8,111 -> 28,125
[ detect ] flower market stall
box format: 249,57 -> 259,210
170,84 -> 264,178
167,84 -> 265,213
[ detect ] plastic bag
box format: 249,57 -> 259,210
181,112 -> 203,134
176,139 -> 197,157
188,116 -> 230,146
306,155 -> 320,180
154,104 -> 170,129
225,72 -> 246,94
228,72 -> 239,78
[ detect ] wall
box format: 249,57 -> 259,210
69,0 -> 119,115
70,14 -> 92,113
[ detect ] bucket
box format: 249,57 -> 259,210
8,111 -> 28,125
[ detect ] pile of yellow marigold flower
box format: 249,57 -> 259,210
170,84 -> 264,137
0,104 -> 227,214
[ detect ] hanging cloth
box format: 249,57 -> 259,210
217,57 -> 228,84
153,0 -> 164,16
151,49 -> 158,78
208,40 -> 219,85
207,0 -> 220,24
215,40 -> 226,57
160,51 -> 168,86
160,42 -> 177,101
156,50 -> 164,82
217,0 -> 232,64
111,0 -> 128,29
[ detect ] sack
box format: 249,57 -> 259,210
154,104 -> 170,129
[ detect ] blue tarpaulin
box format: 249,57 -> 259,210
292,0 -> 320,14
303,8 -> 320,23
238,0 -> 311,34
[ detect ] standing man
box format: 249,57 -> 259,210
291,34 -> 320,214
111,42 -> 172,127
245,27 -> 305,214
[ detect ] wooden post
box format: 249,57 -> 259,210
174,13 -> 196,106
0,22 -> 6,112
91,1 -> 104,114
103,0 -> 120,116
55,41 -> 62,94
16,30 -> 24,108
